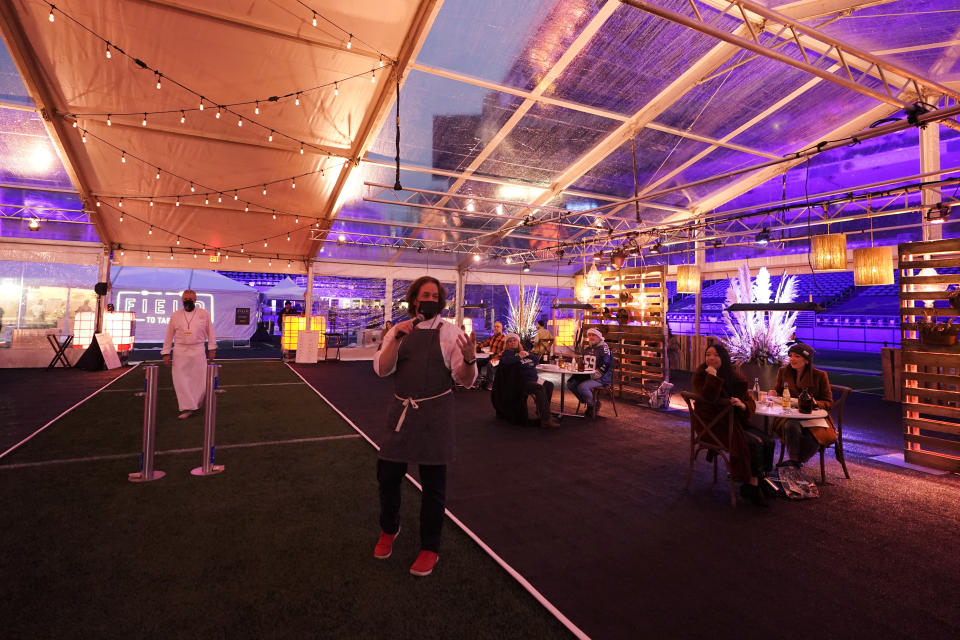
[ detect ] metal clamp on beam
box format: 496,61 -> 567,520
129,364 -> 165,483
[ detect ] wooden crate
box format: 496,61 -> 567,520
583,266 -> 668,398
899,238 -> 960,472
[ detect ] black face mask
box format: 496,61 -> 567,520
417,300 -> 440,320
183,299 -> 196,312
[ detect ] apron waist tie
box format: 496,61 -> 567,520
393,389 -> 453,432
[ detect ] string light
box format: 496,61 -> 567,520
234,192 -> 239,201
120,151 -> 125,163
300,143 -> 304,155
291,178 -> 296,189
379,55 -> 384,68
268,130 -> 273,142
237,117 -> 243,127
155,168 -> 160,179
148,226 -> 153,235
263,185 -> 268,196
334,83 -> 339,97
169,251 -> 174,260
193,250 -> 197,259
202,247 -> 206,253
287,260 -> 291,269
295,216 -> 299,223
264,240 -> 268,247
106,114 -> 111,126
346,34 -> 352,49
120,248 -> 124,256
287,234 -> 291,242
118,198 -> 123,207
176,236 -> 180,245
199,99 -> 204,111
205,196 -> 209,205
268,258 -> 272,267
295,93 -> 300,106
96,199 -> 100,207
155,72 -> 161,90
148,199 -> 153,207
240,245 -> 244,253
215,107 -> 221,119
146,251 -> 151,260
244,203 -> 249,212
254,101 -> 260,115
218,193 -> 222,203
312,12 -> 317,27
176,196 -> 180,207
248,256 -> 252,264
180,111 -> 185,124
105,43 -> 111,59
81,130 -> 87,143
49,6 -> 55,22
118,213 -> 123,222
72,120 -> 77,128
190,183 -> 195,192
272,212 -> 277,220
371,70 -> 376,83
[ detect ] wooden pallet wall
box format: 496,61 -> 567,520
899,238 -> 960,472
583,266 -> 669,398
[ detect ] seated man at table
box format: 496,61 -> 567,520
767,343 -> 835,469
497,333 -> 558,428
567,328 -> 613,418
477,320 -> 506,389
531,320 -> 553,362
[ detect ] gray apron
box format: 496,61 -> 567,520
379,327 -> 455,465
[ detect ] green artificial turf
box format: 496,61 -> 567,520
3,363 -> 357,464
0,364 -> 571,639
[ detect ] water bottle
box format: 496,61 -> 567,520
782,387 -> 791,411
752,378 -> 760,403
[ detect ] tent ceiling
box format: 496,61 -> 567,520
2,0 -> 960,273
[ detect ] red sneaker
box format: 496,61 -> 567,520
373,528 -> 399,559
409,550 -> 439,576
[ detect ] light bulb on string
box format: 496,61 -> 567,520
234,192 -> 238,201
205,196 -> 209,205
176,236 -> 180,245
263,185 -> 268,196
193,251 -> 197,259
169,252 -> 174,260
379,55 -> 384,68
240,245 -> 244,253
120,248 -> 124,256
105,43 -> 111,59
180,111 -> 185,124
312,12 -> 317,27
155,73 -> 161,90
155,168 -> 160,179
190,183 -> 195,192
248,256 -> 252,264
237,117 -> 242,127
49,6 -> 54,22
119,213 -> 123,222
146,252 -> 150,260
244,203 -> 249,212
346,34 -> 352,49
176,197 -> 180,207
120,151 -> 125,163
72,120 -> 77,128
148,200 -> 153,207
118,198 -> 123,207
295,217 -> 299,224
287,260 -> 291,269
272,212 -> 277,220
291,178 -> 296,189
334,83 -> 339,97
287,234 -> 291,242
218,193 -> 222,203
202,247 -> 206,253
199,99 -> 204,111
268,258 -> 272,267
81,130 -> 87,143
295,93 -> 300,106
254,101 -> 259,115
264,240 -> 268,247
215,107 -> 221,119
106,114 -> 111,126
268,130 -> 273,142
300,143 -> 304,155
148,226 -> 153,235
95,199 -> 100,207
371,70 -> 376,84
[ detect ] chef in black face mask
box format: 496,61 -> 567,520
161,289 -> 216,419
372,276 -> 477,577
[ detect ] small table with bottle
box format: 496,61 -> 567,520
536,359 -> 596,418
752,385 -> 828,430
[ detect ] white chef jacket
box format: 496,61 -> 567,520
161,308 -> 215,354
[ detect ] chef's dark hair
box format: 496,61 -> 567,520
405,276 -> 446,317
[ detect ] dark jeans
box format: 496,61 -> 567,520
525,380 -> 554,421
782,419 -> 820,464
743,425 -> 775,477
377,459 -> 446,552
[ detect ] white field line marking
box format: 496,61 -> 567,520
0,365 -> 142,461
285,363 -> 591,640
101,381 -> 303,393
0,434 -> 361,470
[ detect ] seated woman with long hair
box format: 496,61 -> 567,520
692,343 -> 776,506
768,343 -> 835,469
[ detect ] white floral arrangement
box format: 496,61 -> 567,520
505,285 -> 542,342
721,265 -> 798,365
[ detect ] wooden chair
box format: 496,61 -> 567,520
681,391 -> 737,507
777,384 -> 852,484
575,354 -> 619,418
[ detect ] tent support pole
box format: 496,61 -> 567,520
305,262 -> 314,327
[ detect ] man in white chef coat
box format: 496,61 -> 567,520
161,289 -> 216,419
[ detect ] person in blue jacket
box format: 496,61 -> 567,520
568,327 -> 613,418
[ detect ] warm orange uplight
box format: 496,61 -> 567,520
550,318 -> 577,347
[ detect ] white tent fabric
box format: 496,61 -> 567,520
265,276 -> 305,301
109,267 -> 258,342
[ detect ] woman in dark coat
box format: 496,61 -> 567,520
768,343 -> 835,468
693,343 -> 775,506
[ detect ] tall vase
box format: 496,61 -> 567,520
738,362 -> 779,392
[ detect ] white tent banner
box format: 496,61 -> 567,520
109,267 -> 258,343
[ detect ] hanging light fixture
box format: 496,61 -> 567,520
676,265 -> 701,294
755,228 -> 771,245
811,233 -> 847,272
586,261 -> 602,289
853,247 -> 893,286
611,249 -> 627,269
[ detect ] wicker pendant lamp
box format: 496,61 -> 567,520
676,264 -> 701,293
853,247 -> 893,285
811,233 -> 847,271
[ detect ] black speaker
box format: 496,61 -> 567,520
94,282 -> 109,296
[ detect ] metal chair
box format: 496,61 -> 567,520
681,391 -> 737,508
323,333 -> 343,361
777,384 -> 852,484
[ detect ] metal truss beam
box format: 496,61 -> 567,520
0,203 -> 90,224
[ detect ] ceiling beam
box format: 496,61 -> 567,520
0,1 -> 112,247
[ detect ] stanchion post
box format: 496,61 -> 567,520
129,364 -> 165,482
192,362 -> 224,476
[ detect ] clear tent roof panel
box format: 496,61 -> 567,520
475,101 -> 622,185
0,108 -> 74,190
652,146 -> 763,206
545,2 -> 736,116
655,40 -> 823,141
570,130 -> 710,199
728,80 -> 884,156
368,70 -> 525,172
0,39 -> 30,107
417,0 -> 604,93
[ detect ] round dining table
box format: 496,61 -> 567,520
536,363 -> 596,418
